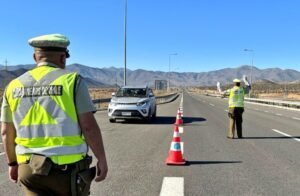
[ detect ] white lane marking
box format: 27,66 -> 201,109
0,143 -> 4,156
181,142 -> 184,155
275,113 -> 282,116
209,103 -> 215,107
272,129 -> 300,142
179,126 -> 184,134
160,177 -> 184,196
264,110 -> 269,113
224,109 -> 228,112
292,117 -> 300,121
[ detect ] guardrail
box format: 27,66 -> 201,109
92,93 -> 179,110
204,93 -> 300,109
92,98 -> 112,104
244,97 -> 300,109
155,93 -> 179,104
0,94 -> 179,113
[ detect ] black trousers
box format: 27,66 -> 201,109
228,107 -> 244,138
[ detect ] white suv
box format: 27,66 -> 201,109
108,86 -> 157,123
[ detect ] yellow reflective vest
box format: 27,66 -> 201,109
228,86 -> 245,108
5,64 -> 87,165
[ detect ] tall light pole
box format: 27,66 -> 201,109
168,53 -> 177,91
124,0 -> 128,86
244,49 -> 254,97
4,59 -> 8,71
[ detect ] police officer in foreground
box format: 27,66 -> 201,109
220,76 -> 251,139
1,34 -> 108,195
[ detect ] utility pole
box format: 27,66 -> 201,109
124,0 -> 127,86
168,53 -> 177,91
4,59 -> 8,71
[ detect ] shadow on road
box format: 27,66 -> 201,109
152,116 -> 207,125
242,136 -> 300,139
152,116 -> 176,124
115,116 -> 207,125
116,117 -> 175,124
183,117 -> 206,124
186,161 -> 242,166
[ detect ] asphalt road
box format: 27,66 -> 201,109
0,91 -> 300,196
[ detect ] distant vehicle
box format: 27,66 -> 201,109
107,85 -> 157,123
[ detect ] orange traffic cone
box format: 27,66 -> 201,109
165,125 -> 186,165
175,109 -> 183,125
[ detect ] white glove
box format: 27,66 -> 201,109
243,75 -> 250,86
217,82 -> 222,93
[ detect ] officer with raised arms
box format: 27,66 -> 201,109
218,75 -> 251,139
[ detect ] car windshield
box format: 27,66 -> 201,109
116,88 -> 147,97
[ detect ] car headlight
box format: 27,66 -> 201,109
137,101 -> 149,107
109,102 -> 118,107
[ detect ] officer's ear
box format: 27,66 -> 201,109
60,53 -> 65,62
33,53 -> 38,62
60,53 -> 66,64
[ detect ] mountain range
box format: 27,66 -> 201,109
0,64 -> 300,88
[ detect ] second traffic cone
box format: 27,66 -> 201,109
175,109 -> 183,125
165,125 -> 186,165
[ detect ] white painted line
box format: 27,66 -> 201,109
0,142 -> 3,145
224,109 -> 228,112
209,103 -> 215,107
264,110 -> 269,113
275,113 -> 282,116
0,152 -> 5,156
181,142 -> 184,155
292,117 -> 300,121
272,129 -> 300,142
179,126 -> 184,134
160,177 -> 184,196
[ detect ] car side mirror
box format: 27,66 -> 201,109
112,92 -> 116,97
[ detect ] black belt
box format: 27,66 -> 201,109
52,163 -> 75,171
25,155 -> 92,172
51,156 -> 92,171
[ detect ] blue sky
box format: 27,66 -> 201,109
1,0 -> 300,72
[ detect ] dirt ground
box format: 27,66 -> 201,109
0,88 -> 175,110
89,88 -> 177,109
1,88 -> 298,111
258,93 -> 300,101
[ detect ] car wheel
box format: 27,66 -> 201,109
109,119 -> 116,123
153,106 -> 157,118
145,109 -> 152,123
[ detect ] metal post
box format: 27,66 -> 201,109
124,0 -> 127,86
168,53 -> 177,91
168,55 -> 171,91
4,59 -> 8,71
250,51 -> 254,84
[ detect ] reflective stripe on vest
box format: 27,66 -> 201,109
228,86 -> 245,108
5,65 -> 87,165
